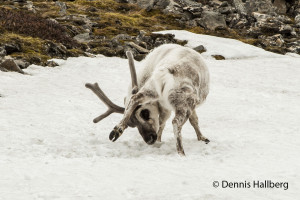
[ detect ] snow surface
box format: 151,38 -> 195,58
1,30 -> 300,199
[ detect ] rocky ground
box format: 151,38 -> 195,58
0,0 -> 299,73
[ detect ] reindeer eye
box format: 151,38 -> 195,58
140,109 -> 150,121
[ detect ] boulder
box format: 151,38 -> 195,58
295,14 -> 300,26
128,0 -> 170,11
273,0 -> 287,14
29,56 -> 42,65
193,45 -> 207,53
14,59 -> 30,69
219,6 -> 233,15
245,0 -> 276,15
4,43 -> 21,54
279,24 -> 292,35
45,42 -> 67,58
55,1 -> 67,15
259,34 -> 285,47
0,47 -> 6,57
73,33 -> 92,43
183,5 -> 203,18
46,60 -> 59,67
197,11 -> 227,30
25,1 -> 36,13
0,59 -> 24,74
233,0 -> 247,15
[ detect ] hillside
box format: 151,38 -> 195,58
0,0 -> 300,71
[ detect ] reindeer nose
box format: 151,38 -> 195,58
146,133 -> 157,145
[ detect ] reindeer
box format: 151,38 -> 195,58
86,44 -> 210,155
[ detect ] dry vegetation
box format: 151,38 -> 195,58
0,8 -> 78,47
0,0 -> 268,64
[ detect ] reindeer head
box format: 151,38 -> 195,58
126,101 -> 159,144
85,51 -> 159,145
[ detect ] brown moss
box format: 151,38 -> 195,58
265,46 -> 286,54
0,33 -> 50,64
73,0 -> 120,11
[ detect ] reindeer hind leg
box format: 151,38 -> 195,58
189,110 -> 210,144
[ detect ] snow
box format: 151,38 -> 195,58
1,30 -> 300,199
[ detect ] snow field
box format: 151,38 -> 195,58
0,30 -> 300,199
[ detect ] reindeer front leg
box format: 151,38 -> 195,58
109,93 -> 144,141
172,108 -> 191,156
157,107 -> 171,142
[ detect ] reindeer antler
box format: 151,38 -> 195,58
126,51 -> 138,94
85,83 -> 125,123
85,51 -> 138,123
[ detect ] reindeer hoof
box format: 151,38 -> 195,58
109,127 -> 121,142
204,139 -> 210,144
109,130 -> 119,142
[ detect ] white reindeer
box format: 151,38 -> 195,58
86,44 -> 210,155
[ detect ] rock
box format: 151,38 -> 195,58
235,18 -> 248,28
29,56 -> 42,65
212,55 -> 225,60
259,34 -> 285,47
56,15 -> 94,31
4,43 -> 21,54
227,13 -> 241,28
45,42 -> 67,58
247,27 -> 263,37
220,1 -> 229,8
46,60 -> 59,67
279,24 -> 292,34
162,0 -> 202,16
154,0 -> 171,10
245,0 -> 276,15
127,0 -> 167,11
219,7 -> 232,15
14,59 -> 30,69
286,42 -> 300,54
295,14 -> 300,24
276,15 -> 293,24
197,11 -> 227,30
273,0 -> 287,14
0,67 -> 9,72
55,1 -> 67,15
0,59 -> 24,74
193,45 -> 207,53
252,12 -> 271,22
183,5 -> 203,18
233,0 -> 247,15
252,12 -> 282,34
113,34 -> 132,41
73,33 -> 92,43
0,47 -> 6,57
25,1 -> 36,13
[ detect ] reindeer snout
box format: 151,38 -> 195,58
145,133 -> 157,145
